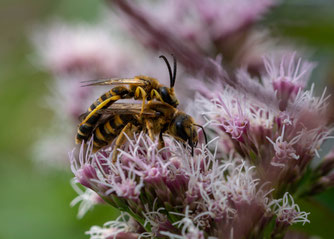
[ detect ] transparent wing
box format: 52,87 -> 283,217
97,103 -> 158,116
81,78 -> 147,87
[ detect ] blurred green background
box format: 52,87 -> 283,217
0,0 -> 334,238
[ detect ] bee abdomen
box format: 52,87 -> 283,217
88,86 -> 130,112
76,87 -> 130,144
92,123 -> 118,152
76,123 -> 94,144
92,115 -> 135,152
76,114 -> 102,144
93,130 -> 109,149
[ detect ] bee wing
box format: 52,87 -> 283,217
97,103 -> 159,117
81,78 -> 147,87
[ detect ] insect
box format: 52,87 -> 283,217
76,55 -> 179,145
90,101 -> 207,162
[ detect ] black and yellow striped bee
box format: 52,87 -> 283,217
76,55 -> 179,145
90,101 -> 206,161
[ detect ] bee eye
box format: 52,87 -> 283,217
174,116 -> 189,142
159,87 -> 169,99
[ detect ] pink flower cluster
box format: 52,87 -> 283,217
29,0 -> 334,238
69,54 -> 333,238
70,132 -> 311,238
112,0 -> 277,73
32,22 -> 129,77
196,54 -> 332,186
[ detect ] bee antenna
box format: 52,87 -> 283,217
194,124 -> 208,145
159,55 -> 173,88
172,54 -> 177,88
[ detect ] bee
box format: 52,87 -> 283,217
76,55 -> 179,145
90,101 -> 207,162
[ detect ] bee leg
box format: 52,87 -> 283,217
150,89 -> 163,102
134,87 -> 147,115
80,95 -> 122,126
144,119 -> 154,140
112,123 -> 136,162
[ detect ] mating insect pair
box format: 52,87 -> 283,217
76,55 -> 206,161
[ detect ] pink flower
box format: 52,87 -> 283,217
69,133 -> 281,238
263,52 -> 316,110
32,21 -> 129,77
70,180 -> 105,218
86,213 -> 139,239
70,142 -> 100,190
271,192 -> 310,226
266,125 -> 300,168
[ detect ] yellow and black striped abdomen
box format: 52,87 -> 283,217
75,114 -> 101,144
75,86 -> 130,144
87,93 -> 110,112
88,86 -> 130,112
92,114 -> 137,151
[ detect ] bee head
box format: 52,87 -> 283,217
158,87 -> 179,107
170,113 -> 198,156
